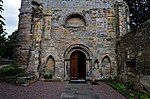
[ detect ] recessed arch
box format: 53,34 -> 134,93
46,55 -> 55,73
101,55 -> 111,77
94,59 -> 99,69
64,44 -> 93,80
63,12 -> 87,28
102,55 -> 111,63
64,44 -> 92,60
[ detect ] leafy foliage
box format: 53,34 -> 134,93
0,66 -> 28,84
135,92 -> 150,99
124,0 -> 150,28
0,0 -> 4,25
107,80 -> 150,99
0,0 -> 6,58
0,0 -> 17,59
4,31 -> 17,58
0,66 -> 26,77
0,30 -> 17,58
43,73 -> 53,79
109,82 -> 127,93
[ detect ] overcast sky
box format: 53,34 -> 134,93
2,0 -> 21,36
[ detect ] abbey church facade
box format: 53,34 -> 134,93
14,0 -> 129,80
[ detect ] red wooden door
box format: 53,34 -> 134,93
70,51 -> 78,80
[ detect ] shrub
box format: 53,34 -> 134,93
0,66 -> 26,77
135,92 -> 150,99
16,73 -> 29,77
107,80 -> 150,99
43,73 -> 53,79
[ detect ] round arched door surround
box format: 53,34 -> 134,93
64,44 -> 93,80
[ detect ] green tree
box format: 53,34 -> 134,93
4,30 -> 17,59
0,0 -> 6,58
124,0 -> 150,28
0,0 -> 17,59
0,0 -> 4,25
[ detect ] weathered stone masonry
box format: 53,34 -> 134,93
14,0 -> 129,80
117,19 -> 150,92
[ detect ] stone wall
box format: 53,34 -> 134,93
14,0 -> 129,80
117,19 -> 150,92
13,0 -> 32,67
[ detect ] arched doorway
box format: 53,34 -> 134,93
70,51 -> 86,80
64,44 -> 93,80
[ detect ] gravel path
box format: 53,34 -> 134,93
0,81 -> 66,99
91,81 -> 127,99
0,81 -> 126,99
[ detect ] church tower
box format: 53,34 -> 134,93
14,0 -> 129,80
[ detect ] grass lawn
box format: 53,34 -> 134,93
106,80 -> 150,99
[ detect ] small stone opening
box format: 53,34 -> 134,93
126,59 -> 136,74
94,59 -> 99,69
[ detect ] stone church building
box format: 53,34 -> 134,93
14,0 -> 129,80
